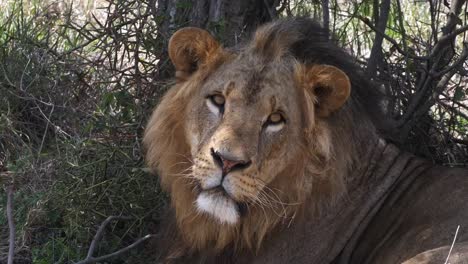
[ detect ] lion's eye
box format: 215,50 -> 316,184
268,113 -> 284,124
206,94 -> 225,114
211,94 -> 225,106
265,112 -> 285,132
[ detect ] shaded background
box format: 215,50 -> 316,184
0,0 -> 467,263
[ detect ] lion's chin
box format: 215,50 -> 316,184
196,190 -> 240,225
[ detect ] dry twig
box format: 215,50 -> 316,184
444,225 -> 460,264
74,216 -> 157,264
6,185 -> 15,264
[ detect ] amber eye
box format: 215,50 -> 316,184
210,94 -> 225,106
267,113 -> 285,125
206,94 -> 226,114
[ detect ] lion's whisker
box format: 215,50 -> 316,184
245,193 -> 269,220
257,190 -> 287,218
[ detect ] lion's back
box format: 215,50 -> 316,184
349,165 -> 468,264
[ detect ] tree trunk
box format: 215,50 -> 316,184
322,0 -> 330,39
152,0 -> 279,79
153,0 -> 280,46
366,0 -> 391,78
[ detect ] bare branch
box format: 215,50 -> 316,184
276,0 -> 288,14
444,225 -> 460,264
357,15 -> 428,60
426,24 -> 468,60
360,14 -> 468,62
433,43 -> 468,78
395,0 -> 411,83
7,185 -> 15,264
75,234 -> 156,264
86,215 -> 132,259
438,99 -> 468,121
396,0 -> 468,133
452,138 -> 468,145
74,215 -> 156,264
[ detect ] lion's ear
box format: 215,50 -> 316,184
305,65 -> 351,117
168,27 -> 222,81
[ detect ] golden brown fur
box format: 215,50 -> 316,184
143,18 -> 373,257
143,18 -> 468,264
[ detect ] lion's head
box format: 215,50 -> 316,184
144,18 -> 382,254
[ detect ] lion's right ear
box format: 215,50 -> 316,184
303,65 -> 351,117
168,27 -> 222,82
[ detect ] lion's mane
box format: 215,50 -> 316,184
143,18 -> 386,256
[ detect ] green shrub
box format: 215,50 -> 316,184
0,1 -> 165,262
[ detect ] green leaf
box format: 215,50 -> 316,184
454,86 -> 465,101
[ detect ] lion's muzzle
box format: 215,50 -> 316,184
210,148 -> 252,176
196,187 -> 241,224
193,148 -> 253,225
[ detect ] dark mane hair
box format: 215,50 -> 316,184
239,17 -> 387,133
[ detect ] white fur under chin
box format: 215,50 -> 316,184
196,192 -> 239,225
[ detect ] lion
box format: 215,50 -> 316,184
143,18 -> 468,263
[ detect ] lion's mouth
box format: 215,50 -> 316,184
195,186 -> 247,224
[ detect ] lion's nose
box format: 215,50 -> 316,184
210,148 -> 251,175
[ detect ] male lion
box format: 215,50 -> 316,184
143,18 -> 468,263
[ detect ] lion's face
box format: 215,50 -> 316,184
185,56 -> 305,224
144,24 -> 351,250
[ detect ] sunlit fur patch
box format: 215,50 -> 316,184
196,191 -> 240,225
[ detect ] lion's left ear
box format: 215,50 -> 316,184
304,65 -> 351,117
168,27 -> 223,82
